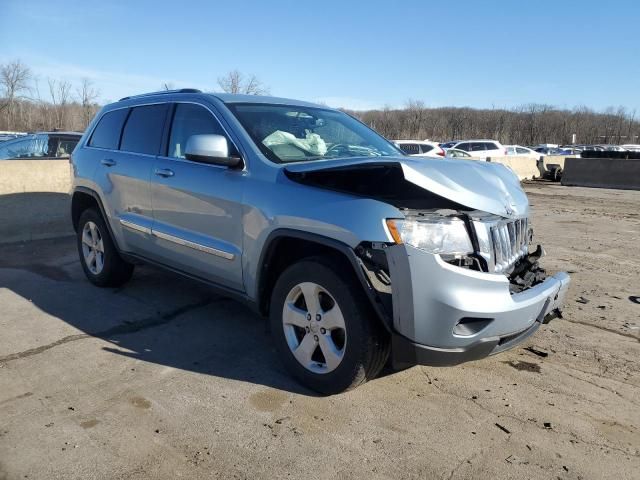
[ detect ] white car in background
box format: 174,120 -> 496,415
505,145 -> 539,157
452,139 -> 507,158
394,140 -> 445,157
445,148 -> 473,159
621,144 -> 640,152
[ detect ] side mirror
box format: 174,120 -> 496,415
184,134 -> 242,168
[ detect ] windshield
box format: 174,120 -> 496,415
227,103 -> 402,163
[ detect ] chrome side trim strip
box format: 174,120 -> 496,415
151,229 -> 235,260
119,218 -> 152,235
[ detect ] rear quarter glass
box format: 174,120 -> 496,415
89,109 -> 130,149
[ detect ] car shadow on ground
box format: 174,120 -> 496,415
0,192 -> 72,243
0,237 -> 345,396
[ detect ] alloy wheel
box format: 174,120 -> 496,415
81,221 -> 105,275
282,282 -> 347,374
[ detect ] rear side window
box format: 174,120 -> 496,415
516,147 -> 529,154
483,142 -> 498,150
167,103 -> 227,158
89,109 -> 129,149
420,144 -> 434,154
398,143 -> 419,155
120,104 -> 168,155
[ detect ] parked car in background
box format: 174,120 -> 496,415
621,144 -> 640,152
0,131 -> 82,160
394,140 -> 445,157
559,146 -> 583,154
0,131 -> 26,143
445,148 -> 472,158
600,145 -> 627,152
558,147 -> 582,155
439,141 -> 460,149
452,140 -> 507,158
533,147 -> 570,156
69,89 -> 569,394
573,144 -> 604,152
505,145 -> 539,157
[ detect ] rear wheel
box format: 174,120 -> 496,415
270,257 -> 389,395
76,208 -> 134,287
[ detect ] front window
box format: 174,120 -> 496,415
227,103 -> 401,163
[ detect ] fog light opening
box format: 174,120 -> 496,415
453,317 -> 493,337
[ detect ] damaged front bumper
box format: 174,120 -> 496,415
386,244 -> 570,368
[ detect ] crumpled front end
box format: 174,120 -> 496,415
283,155 -> 570,366
354,206 -> 570,368
385,243 -> 570,367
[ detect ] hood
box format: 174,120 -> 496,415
284,156 -> 529,218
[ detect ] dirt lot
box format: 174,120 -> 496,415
1,183 -> 638,480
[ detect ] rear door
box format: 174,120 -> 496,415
91,104 -> 168,256
149,102 -> 244,291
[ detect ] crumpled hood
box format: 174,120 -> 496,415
284,156 -> 529,218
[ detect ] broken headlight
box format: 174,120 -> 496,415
386,216 -> 473,255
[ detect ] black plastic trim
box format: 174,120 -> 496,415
71,187 -> 113,237
392,311 -> 557,369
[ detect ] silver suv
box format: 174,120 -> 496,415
70,89 -> 570,394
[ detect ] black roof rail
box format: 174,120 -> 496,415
119,88 -> 202,102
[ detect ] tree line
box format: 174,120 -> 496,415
1,59 -> 638,146
350,101 -> 639,146
0,61 -> 269,133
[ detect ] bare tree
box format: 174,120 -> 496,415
0,60 -> 32,128
217,69 -> 269,95
48,78 -> 72,129
76,78 -> 100,128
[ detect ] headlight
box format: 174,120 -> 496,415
386,216 -> 473,255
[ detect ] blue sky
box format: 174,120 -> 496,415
1,0 -> 639,111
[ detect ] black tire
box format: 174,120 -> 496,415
553,168 -> 562,182
270,257 -> 390,395
76,208 -> 134,287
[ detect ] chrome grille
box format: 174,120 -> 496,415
489,218 -> 529,272
472,216 -> 530,273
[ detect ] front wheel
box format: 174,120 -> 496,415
270,258 -> 390,395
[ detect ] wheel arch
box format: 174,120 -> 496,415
256,229 -> 392,331
71,187 -> 117,244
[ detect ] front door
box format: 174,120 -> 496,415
149,102 -> 244,291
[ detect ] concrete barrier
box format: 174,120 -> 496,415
538,155 -> 578,176
0,159 -> 73,243
561,157 -> 640,190
0,159 -> 72,195
483,156 -> 539,180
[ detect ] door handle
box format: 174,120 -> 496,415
101,158 -> 116,167
154,168 -> 174,178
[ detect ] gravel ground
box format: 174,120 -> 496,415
0,183 -> 638,480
